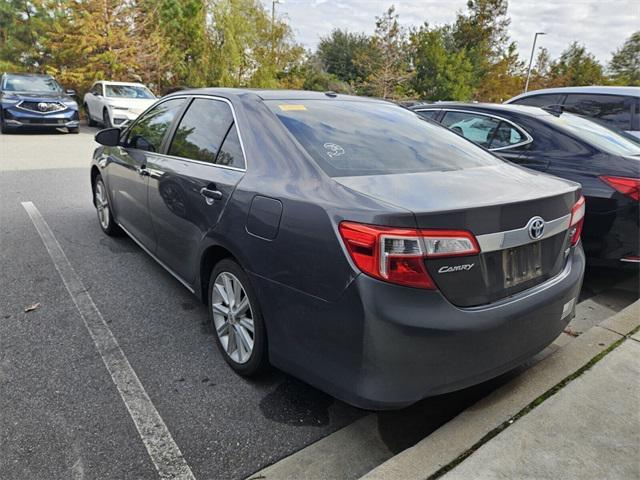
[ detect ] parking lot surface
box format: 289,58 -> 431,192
1,127 -> 638,479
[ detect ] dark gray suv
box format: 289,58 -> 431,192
91,89 -> 586,409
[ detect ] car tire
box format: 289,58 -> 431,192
102,108 -> 112,128
209,259 -> 268,376
69,127 -> 80,134
93,174 -> 121,236
85,104 -> 97,127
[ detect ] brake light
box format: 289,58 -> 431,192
569,196 -> 585,246
338,222 -> 479,289
600,176 -> 640,201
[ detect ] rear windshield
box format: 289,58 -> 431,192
267,100 -> 502,177
544,113 -> 640,157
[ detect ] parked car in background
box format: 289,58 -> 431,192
84,81 -> 156,128
0,72 -> 79,134
91,89 -> 585,409
506,86 -> 640,139
411,103 -> 640,266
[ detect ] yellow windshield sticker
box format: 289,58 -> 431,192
278,104 -> 307,111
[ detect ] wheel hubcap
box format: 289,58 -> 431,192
211,272 -> 254,364
95,181 -> 110,229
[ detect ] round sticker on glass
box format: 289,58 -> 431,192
324,143 -> 345,158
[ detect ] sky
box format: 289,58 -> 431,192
269,0 -> 640,65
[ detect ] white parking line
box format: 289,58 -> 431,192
21,201 -> 196,480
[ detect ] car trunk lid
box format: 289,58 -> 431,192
335,164 -> 580,307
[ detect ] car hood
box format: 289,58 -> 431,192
106,98 -> 156,113
1,91 -> 74,103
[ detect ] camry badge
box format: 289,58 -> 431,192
527,216 -> 545,240
438,263 -> 475,274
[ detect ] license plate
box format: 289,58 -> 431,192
502,242 -> 543,288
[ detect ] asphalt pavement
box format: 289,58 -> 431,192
0,125 -> 637,480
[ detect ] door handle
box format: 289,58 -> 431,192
137,166 -> 149,176
200,187 -> 223,205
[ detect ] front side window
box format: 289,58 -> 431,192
126,98 -> 185,152
511,93 -> 564,108
563,94 -> 632,130
168,98 -> 244,168
2,74 -> 63,93
105,84 -> 155,99
267,100 -> 501,177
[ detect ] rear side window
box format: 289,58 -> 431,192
562,94 -> 633,130
126,98 -> 184,152
490,122 -> 526,149
511,93 -> 564,108
441,111 -> 501,148
415,110 -> 439,120
267,100 -> 501,177
168,98 -> 244,168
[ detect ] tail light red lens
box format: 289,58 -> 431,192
600,176 -> 640,201
569,196 -> 586,246
339,222 -> 479,289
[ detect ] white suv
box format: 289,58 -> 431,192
83,81 -> 157,128
507,86 -> 640,139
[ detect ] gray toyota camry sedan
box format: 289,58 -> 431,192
90,89 -> 586,409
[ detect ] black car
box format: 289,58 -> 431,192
91,89 -> 585,409
0,73 -> 80,133
411,103 -> 640,266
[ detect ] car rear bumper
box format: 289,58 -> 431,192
2,106 -> 79,128
261,245 -> 585,410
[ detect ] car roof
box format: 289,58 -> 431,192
165,87 -> 387,103
507,85 -> 640,102
96,80 -> 148,87
3,72 -> 53,78
411,102 -> 551,117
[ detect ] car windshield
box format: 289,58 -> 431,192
3,75 -> 63,93
545,113 -> 640,157
267,100 -> 502,177
105,85 -> 155,99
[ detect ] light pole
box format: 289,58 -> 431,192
524,32 -> 546,93
271,0 -> 283,56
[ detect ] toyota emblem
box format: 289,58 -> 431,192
37,102 -> 49,112
527,216 -> 545,240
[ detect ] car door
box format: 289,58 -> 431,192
146,96 -> 246,284
86,83 -> 102,120
107,97 -> 186,251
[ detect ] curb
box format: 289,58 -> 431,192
360,300 -> 640,480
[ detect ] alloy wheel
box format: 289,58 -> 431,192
95,180 -> 110,230
211,272 -> 255,364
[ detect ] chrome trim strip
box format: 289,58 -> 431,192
117,222 -> 195,293
414,108 -> 534,151
476,213 -> 571,252
620,257 -> 640,263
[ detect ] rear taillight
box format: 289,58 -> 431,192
339,222 -> 479,289
569,196 -> 586,246
600,176 -> 640,201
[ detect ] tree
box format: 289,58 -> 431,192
548,42 -> 604,86
609,31 -> 640,85
0,0 -> 52,70
410,25 -> 474,100
317,29 -> 375,85
360,6 -> 410,99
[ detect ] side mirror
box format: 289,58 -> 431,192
65,89 -> 76,96
95,128 -> 121,146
